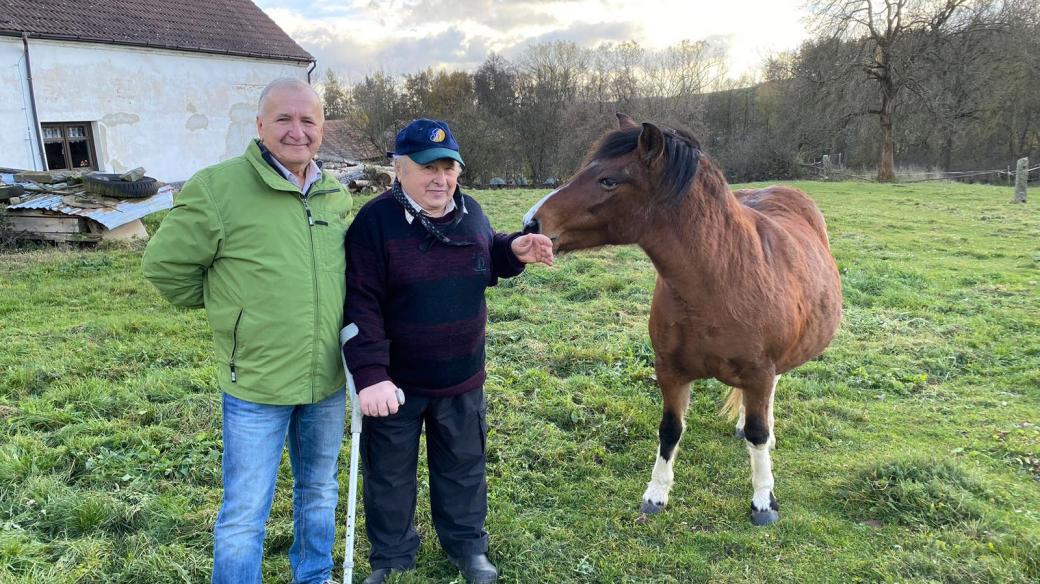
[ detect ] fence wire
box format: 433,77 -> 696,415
802,160 -> 1040,184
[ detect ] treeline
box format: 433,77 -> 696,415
322,0 -> 1040,184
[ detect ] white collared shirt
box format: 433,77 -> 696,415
269,155 -> 321,194
400,188 -> 466,224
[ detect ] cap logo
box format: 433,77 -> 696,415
430,128 -> 446,143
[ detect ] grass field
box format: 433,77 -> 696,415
1,181 -> 1039,583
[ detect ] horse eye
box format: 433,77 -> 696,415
599,177 -> 618,189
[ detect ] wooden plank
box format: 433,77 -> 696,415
22,231 -> 101,243
6,210 -> 100,242
14,170 -> 78,184
8,214 -> 83,234
120,167 -> 146,182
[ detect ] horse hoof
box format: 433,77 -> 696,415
751,508 -> 780,526
734,428 -> 746,440
640,499 -> 666,514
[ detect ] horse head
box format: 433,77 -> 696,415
523,113 -> 702,252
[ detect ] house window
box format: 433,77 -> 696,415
42,123 -> 98,170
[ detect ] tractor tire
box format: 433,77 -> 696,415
83,173 -> 160,199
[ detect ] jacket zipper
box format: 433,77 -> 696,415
300,192 -> 315,226
229,308 -> 244,383
301,191 -> 319,402
300,185 -> 340,402
298,189 -> 338,225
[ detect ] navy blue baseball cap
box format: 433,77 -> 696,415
391,118 -> 465,166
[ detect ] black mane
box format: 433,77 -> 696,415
592,125 -> 701,204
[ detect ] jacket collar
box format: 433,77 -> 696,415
245,139 -> 332,195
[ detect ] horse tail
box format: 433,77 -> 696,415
720,387 -> 743,420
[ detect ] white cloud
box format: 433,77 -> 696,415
258,0 -> 810,79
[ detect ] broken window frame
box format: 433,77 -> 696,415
41,122 -> 98,171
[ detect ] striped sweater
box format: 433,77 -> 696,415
343,190 -> 525,396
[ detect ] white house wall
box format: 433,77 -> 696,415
0,38 -> 309,181
0,37 -> 43,170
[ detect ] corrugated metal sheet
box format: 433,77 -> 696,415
7,185 -> 174,230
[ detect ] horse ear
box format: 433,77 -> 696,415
637,122 -> 666,166
616,113 -> 638,129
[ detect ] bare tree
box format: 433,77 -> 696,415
473,53 -> 519,119
347,71 -> 407,154
985,0 -> 1040,161
809,0 -> 981,180
917,17 -> 1002,170
334,15 -> 1035,185
606,41 -> 643,114
514,42 -> 588,183
642,40 -> 725,131
778,37 -> 876,164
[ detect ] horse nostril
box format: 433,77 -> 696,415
523,218 -> 540,235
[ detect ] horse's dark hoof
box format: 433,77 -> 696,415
750,492 -> 780,526
640,499 -> 666,514
735,428 -> 746,440
751,508 -> 780,526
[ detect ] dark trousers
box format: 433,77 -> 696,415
361,387 -> 489,569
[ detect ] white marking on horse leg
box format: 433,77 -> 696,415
642,453 -> 675,510
522,188 -> 559,226
747,441 -> 775,512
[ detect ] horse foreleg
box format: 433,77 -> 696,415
743,375 -> 780,526
640,376 -> 690,514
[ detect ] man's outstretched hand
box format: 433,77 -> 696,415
511,233 -> 554,266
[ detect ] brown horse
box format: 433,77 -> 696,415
522,114 -> 842,525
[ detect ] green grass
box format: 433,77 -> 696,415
1,181 -> 1039,583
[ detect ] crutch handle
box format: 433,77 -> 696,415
340,324 -> 406,418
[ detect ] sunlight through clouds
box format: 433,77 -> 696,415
258,0 -> 809,79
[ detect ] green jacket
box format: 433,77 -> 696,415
142,141 -> 352,404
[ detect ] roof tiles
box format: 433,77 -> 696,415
0,0 -> 312,62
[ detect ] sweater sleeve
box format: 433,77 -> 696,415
491,231 -> 526,281
142,174 -> 223,308
343,207 -> 392,391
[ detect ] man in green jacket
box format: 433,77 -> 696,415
142,78 -> 351,584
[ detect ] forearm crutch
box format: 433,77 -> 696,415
340,323 -> 405,583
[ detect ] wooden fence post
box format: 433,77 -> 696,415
1011,157 -> 1027,203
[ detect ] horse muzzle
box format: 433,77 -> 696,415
522,188 -> 559,235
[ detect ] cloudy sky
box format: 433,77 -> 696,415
258,0 -> 812,81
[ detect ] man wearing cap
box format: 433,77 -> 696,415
343,119 -> 553,584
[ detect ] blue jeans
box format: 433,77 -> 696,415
212,389 -> 346,584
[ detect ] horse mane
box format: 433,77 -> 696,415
590,125 -> 702,205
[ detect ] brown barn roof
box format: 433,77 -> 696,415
318,120 -> 385,163
0,0 -> 313,63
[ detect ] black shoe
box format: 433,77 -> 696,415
362,568 -> 391,584
362,565 -> 414,584
449,554 -> 499,584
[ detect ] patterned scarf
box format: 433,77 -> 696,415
390,180 -> 474,247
